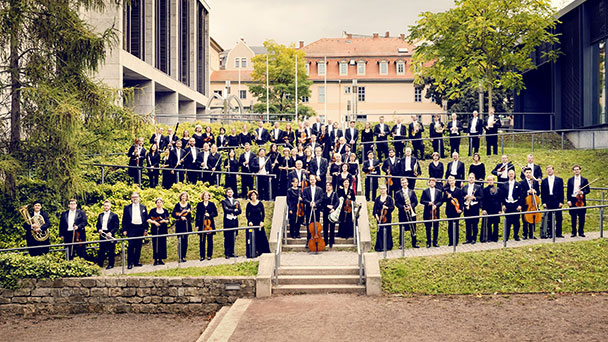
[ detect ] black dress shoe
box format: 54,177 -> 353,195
158,260 -> 165,265
557,235 -> 565,238
463,241 -> 471,244
153,260 -> 159,266
522,236 -> 527,240
514,237 -> 520,241
448,243 -> 453,247
433,243 -> 439,247
571,234 -> 576,237
580,234 -> 586,237
106,265 -> 114,270
412,245 -> 420,249
426,244 -> 431,248
471,241 -> 476,245
134,263 -> 143,267
200,258 -> 205,261
207,257 -> 212,260
225,256 -> 229,259
127,265 -> 133,270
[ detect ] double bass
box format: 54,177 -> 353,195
307,208 -> 325,252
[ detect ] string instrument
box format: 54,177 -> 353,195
434,122 -> 444,134
203,216 -> 213,231
379,206 -> 388,223
386,167 -> 394,187
575,177 -> 599,207
445,190 -> 460,213
307,209 -> 325,252
296,193 -> 305,218
524,190 -> 542,224
176,208 -> 191,217
298,132 -> 308,145
344,197 -> 352,214
203,134 -> 213,143
149,215 -> 163,224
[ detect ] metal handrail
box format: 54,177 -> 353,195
274,205 -> 289,286
86,163 -> 277,178
376,204 -> 607,258
354,200 -> 363,285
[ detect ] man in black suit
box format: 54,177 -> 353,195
394,178 -> 419,248
288,160 -> 307,189
344,121 -> 359,155
541,165 -> 564,238
468,111 -> 483,156
163,127 -> 179,151
308,147 -> 328,189
362,150 -> 380,201
391,118 -> 408,158
520,167 -> 541,239
311,117 -> 323,136
520,154 -> 543,180
420,178 -> 443,248
149,127 -> 165,151
501,169 -> 523,241
400,147 -> 421,190
446,113 -> 462,155
239,143 -> 254,198
185,138 -> 201,184
481,175 -> 502,242
269,122 -> 284,144
23,201 -> 51,256
382,149 -> 401,196
59,198 -> 88,260
254,121 -> 270,145
307,135 -> 322,152
444,152 -> 465,188
122,192 -> 148,269
97,200 -> 119,269
127,137 -> 146,185
430,114 -> 446,158
169,139 -> 186,183
462,173 -> 483,244
491,154 -> 515,183
484,108 -> 501,155
303,175 -> 324,243
409,115 -> 425,160
251,148 -> 272,201
374,116 -> 389,160
221,188 -> 242,258
566,164 -> 590,237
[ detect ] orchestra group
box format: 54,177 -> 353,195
21,112 -> 596,265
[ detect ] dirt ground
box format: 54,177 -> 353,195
229,293 -> 608,342
0,313 -> 208,342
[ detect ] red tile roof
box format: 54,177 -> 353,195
210,70 -> 254,82
301,37 -> 416,58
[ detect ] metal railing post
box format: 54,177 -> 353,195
252,227 -> 257,258
501,135 -> 504,155
531,134 -> 535,152
269,177 -> 273,200
601,192 -> 605,238
383,225 -> 387,259
593,132 -> 596,150
452,221 -> 456,253
503,219 -> 507,248
65,247 -> 69,261
551,212 -> 556,244
101,166 -> 105,184
138,168 -> 142,188
561,132 -> 564,150
401,224 -> 405,257
177,237 -> 181,264
121,241 -> 126,274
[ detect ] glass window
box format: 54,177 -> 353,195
318,62 -> 326,76
357,86 -> 365,102
344,86 -> 351,94
305,63 -> 309,76
357,61 -> 366,75
302,96 -> 309,103
598,40 -> 606,125
235,58 -> 240,69
319,86 -> 326,103
414,88 -> 422,102
340,62 -> 348,76
239,90 -> 247,99
379,61 -> 388,75
241,58 -> 247,68
396,62 -> 405,75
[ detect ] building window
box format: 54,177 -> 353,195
357,61 -> 366,75
179,0 -> 190,85
302,96 -> 309,103
344,86 -> 351,94
319,86 -> 326,103
379,61 -> 388,75
396,61 -> 405,75
414,88 -> 422,102
196,3 -> 206,94
357,86 -> 365,102
318,62 -> 326,76
239,90 -> 247,100
241,58 -> 247,68
340,62 -> 348,76
235,58 -> 240,68
214,90 -> 222,97
155,0 -> 170,73
124,0 -> 145,60
305,63 -> 309,76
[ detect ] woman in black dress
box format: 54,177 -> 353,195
207,144 -> 222,186
278,148 -> 292,196
161,149 -> 173,189
428,152 -> 445,191
444,176 -> 464,247
216,127 -> 228,148
374,184 -> 395,252
147,143 -> 161,188
361,122 -> 374,161
239,125 -> 252,147
337,178 -> 356,239
181,130 -> 191,148
245,190 -> 271,258
468,152 -> 486,183
172,192 -> 192,262
303,147 -> 313,171
202,126 -> 215,146
329,154 -> 342,192
227,127 -> 240,147
347,152 -> 359,194
193,125 -> 204,148
283,123 -> 295,148
268,144 -> 282,198
337,162 -> 354,194
224,149 -> 238,191
147,198 -> 169,265
296,143 -> 305,162
195,191 -> 218,261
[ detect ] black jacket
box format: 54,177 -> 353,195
96,211 -> 119,235
541,176 -> 564,208
122,203 -> 149,235
59,209 -> 88,239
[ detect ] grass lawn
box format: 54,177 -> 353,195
381,239 -> 608,295
125,261 -> 258,277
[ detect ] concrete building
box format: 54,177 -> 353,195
83,0 -> 211,125
300,32 -> 442,123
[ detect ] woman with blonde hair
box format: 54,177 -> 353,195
195,191 -> 218,261
171,191 -> 192,262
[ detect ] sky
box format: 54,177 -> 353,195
207,0 -> 575,49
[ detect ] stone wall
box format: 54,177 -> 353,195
0,276 -> 255,315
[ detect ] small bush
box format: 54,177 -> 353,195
0,253 -> 100,289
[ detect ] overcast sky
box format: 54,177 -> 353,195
208,0 -> 573,49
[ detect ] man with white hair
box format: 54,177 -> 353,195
446,113 -> 462,155
468,111 -> 483,156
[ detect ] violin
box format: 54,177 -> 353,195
379,207 -> 388,223
445,190 -> 460,213
203,217 -> 213,231
149,216 -> 163,224
296,193 -> 305,218
386,167 -> 394,187
176,208 -> 191,217
307,209 -> 325,252
524,190 -> 542,224
344,198 -> 352,214
574,178 -> 599,207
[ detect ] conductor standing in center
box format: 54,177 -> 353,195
303,174 -> 324,244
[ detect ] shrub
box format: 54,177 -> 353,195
0,253 -> 100,289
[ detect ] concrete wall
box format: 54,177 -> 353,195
0,276 -> 255,315
566,130 -> 608,149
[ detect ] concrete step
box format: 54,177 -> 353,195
272,284 -> 366,295
285,237 -> 353,245
278,265 -> 360,276
197,305 -> 230,342
281,244 -> 357,252
277,275 -> 361,285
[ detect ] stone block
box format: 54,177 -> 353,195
31,288 -> 51,297
150,296 -> 162,304
162,296 -> 175,304
0,297 -> 11,304
104,278 -> 118,287
166,287 -> 178,296
153,278 -> 168,287
122,288 -> 137,297
0,289 -> 14,297
28,297 -> 42,303
128,297 -> 143,304
17,279 -> 36,288
95,279 -> 107,287
90,288 -> 108,297
189,296 -> 202,303
80,279 -> 97,288
183,287 -> 198,296
109,288 -> 123,297
138,278 -> 154,287
136,288 -> 151,297
13,288 -> 31,296
36,279 -> 54,287
182,278 -> 205,287
62,279 -> 81,287
12,297 -> 28,304
175,296 -> 189,304
167,278 -> 182,286
142,297 -> 152,304
127,278 -> 140,287
115,278 -> 127,287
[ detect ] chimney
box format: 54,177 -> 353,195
373,33 -> 379,38
299,41 -> 304,49
400,33 -> 405,40
385,31 -> 390,38
347,33 -> 353,39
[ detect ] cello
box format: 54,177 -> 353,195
524,189 -> 542,225
307,207 -> 325,252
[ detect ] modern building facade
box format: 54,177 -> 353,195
83,0 -> 211,125
300,32 -> 442,123
514,0 -> 608,130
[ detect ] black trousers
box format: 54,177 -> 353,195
148,170 -> 159,188
127,226 -> 145,266
570,207 -> 586,236
412,141 -> 425,160
447,216 -> 460,246
177,234 -> 188,259
449,136 -> 460,155
522,220 -> 536,239
199,232 -> 213,258
488,216 -> 501,242
544,210 -> 563,237
63,233 -> 86,260
26,233 -> 50,256
224,218 -> 238,257
486,136 -> 498,155
241,175 -> 253,198
398,214 -> 417,248
377,142 -> 389,160
97,237 -> 115,267
323,211 -> 336,247
469,135 -> 480,155
464,209 -> 479,242
289,213 -> 303,238
173,169 -> 185,183
425,221 -> 439,246
365,176 -> 378,202
257,176 -> 270,201
504,205 -> 520,240
187,168 -> 200,183
432,138 -> 445,158
394,141 -> 404,158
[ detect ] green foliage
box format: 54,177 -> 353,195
126,262 -> 259,277
249,40 -> 315,119
381,239 -> 608,295
0,252 -> 100,289
408,0 -> 560,108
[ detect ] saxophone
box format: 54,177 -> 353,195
19,205 -> 49,241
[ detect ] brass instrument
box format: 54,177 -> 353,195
403,189 -> 417,218
413,121 -> 420,135
100,231 -> 116,241
413,160 -> 419,177
328,197 -> 344,223
434,122 -> 444,134
19,205 -> 49,242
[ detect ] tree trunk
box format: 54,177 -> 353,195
488,85 -> 493,113
6,0 -> 21,198
478,86 -> 484,115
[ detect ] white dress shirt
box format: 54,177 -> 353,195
131,204 -> 142,225
258,157 -> 267,175
507,180 -> 516,202
430,188 -> 435,203
405,156 -> 412,171
316,157 -> 322,176
471,117 -> 478,133
572,176 -> 581,197
101,211 -> 111,231
67,210 -> 76,231
450,161 -> 459,175
548,175 -> 555,195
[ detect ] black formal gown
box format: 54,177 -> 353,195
361,129 -> 374,160
148,208 -> 168,260
428,161 -> 445,190
172,203 -> 192,260
246,201 -> 271,257
224,158 -> 239,192
469,163 -> 486,182
337,188 -> 356,239
374,195 -> 395,251
195,201 -> 218,259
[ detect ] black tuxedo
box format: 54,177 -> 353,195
216,135 -> 228,148
391,124 -> 408,158
446,120 -> 462,154
521,177 -> 542,238
408,121 -> 425,160
311,122 -> 323,136
461,183 -> 483,243
344,127 -> 359,152
467,116 -> 483,155
362,158 -> 380,201
322,190 -> 340,246
491,162 -> 514,182
481,185 -> 502,241
308,157 -> 328,187
394,187 -> 419,247
239,150 -> 254,198
169,147 -> 187,183
238,132 -> 253,146
484,115 -> 501,155
382,157 -> 402,195
420,187 -> 443,246
541,176 -> 564,237
252,156 -> 272,200
185,146 -> 202,183
374,123 -> 389,159
400,155 -> 421,190
122,203 -> 148,266
150,133 -> 165,150
254,127 -> 270,145
221,197 -> 242,257
59,209 -> 88,260
23,211 -> 51,256
567,176 -> 590,236
162,134 -> 178,151
429,121 -> 445,158
520,164 -> 543,180
288,169 -> 307,188
127,144 -> 146,184
96,211 -> 119,267
444,160 -> 465,187
303,185 -> 324,235
501,179 -> 523,240
269,128 -> 284,144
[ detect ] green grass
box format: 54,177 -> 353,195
381,239 -> 608,295
125,261 -> 259,277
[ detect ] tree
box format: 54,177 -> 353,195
0,0 -> 141,199
249,40 -> 315,120
408,0 -> 560,112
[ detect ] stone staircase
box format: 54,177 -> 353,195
281,223 -> 356,252
272,265 -> 365,295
